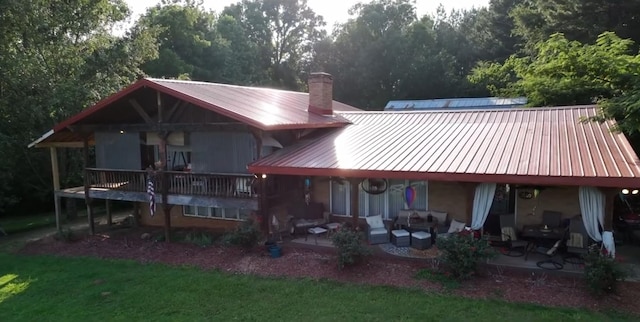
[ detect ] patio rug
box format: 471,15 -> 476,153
379,243 -> 441,259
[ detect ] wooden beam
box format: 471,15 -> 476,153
50,147 -> 61,230
164,100 -> 183,123
69,122 -> 248,133
251,128 -> 263,159
83,137 -> 95,235
129,99 -> 154,124
106,200 -> 112,226
603,187 -> 617,231
159,133 -> 171,242
157,91 -> 163,122
259,175 -> 268,232
350,179 -> 360,228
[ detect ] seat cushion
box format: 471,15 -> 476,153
430,211 -> 448,223
448,219 -> 466,233
366,215 -> 384,229
391,229 -> 410,237
412,231 -> 431,239
370,228 -> 388,236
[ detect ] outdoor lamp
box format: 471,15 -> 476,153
261,174 -> 267,179
622,189 -> 630,195
633,189 -> 639,195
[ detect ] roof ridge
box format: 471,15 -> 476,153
146,77 -> 305,95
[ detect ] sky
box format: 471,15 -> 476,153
120,0 -> 490,31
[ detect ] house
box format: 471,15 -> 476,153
31,73 -> 640,254
384,97 -> 527,110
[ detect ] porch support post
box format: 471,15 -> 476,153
350,178 -> 360,229
464,182 -> 478,226
50,147 -> 62,231
602,187 -> 617,231
159,132 -> 171,242
82,137 -> 95,235
259,175 -> 268,232
106,200 -> 112,226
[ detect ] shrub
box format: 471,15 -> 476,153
222,219 -> 261,249
436,231 -> 495,280
330,227 -> 372,270
584,244 -> 626,296
183,231 -> 214,248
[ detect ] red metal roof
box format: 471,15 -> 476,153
249,106 -> 640,187
31,78 -> 360,147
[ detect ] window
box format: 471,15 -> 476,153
183,205 -> 248,221
330,179 -> 428,220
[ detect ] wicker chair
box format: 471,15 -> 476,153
365,215 -> 389,245
499,214 -> 529,257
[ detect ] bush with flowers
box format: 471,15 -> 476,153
583,244 -> 626,296
437,229 -> 496,280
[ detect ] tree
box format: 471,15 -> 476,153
0,0 -> 158,213
222,0 -> 326,89
511,0 -> 640,51
469,31 -> 640,133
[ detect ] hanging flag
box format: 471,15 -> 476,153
147,175 -> 156,217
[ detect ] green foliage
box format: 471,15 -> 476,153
414,269 -> 461,291
221,219 -> 261,248
436,232 -> 496,280
182,231 -> 214,247
330,227 -> 372,270
583,245 -> 626,297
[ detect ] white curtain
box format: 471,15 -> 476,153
578,186 -> 605,242
602,231 -> 616,258
470,183 -> 497,230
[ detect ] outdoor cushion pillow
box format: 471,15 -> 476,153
430,211 -> 448,223
366,215 -> 384,229
447,219 -> 466,233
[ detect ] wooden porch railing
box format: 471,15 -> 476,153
86,168 -> 257,199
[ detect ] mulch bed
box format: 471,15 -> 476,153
18,227 -> 640,316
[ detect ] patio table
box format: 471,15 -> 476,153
521,225 -> 567,262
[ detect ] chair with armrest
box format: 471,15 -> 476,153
499,214 -> 529,257
542,210 -> 563,228
564,216 -> 590,264
365,215 -> 389,245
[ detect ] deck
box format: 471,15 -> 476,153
56,168 -> 259,210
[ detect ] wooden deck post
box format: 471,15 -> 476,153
50,147 -> 61,231
83,137 -> 95,235
159,132 -> 171,242
106,200 -> 112,226
603,187 -> 617,231
350,179 -> 360,229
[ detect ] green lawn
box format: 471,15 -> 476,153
0,254 -> 632,321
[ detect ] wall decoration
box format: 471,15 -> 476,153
405,186 -> 416,208
361,178 -> 388,195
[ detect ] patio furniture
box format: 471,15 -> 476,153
499,214 -> 529,257
564,217 -> 590,264
325,222 -> 340,238
365,215 -> 389,245
288,202 -> 327,235
411,231 -> 432,250
535,239 -> 564,270
541,210 -> 563,229
391,229 -> 410,247
305,226 -> 328,245
521,225 -> 566,260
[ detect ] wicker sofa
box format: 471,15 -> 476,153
287,202 -> 327,235
393,209 -> 450,235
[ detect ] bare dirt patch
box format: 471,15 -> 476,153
19,227 -> 640,316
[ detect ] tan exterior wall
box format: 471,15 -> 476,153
138,202 -> 242,231
312,177 -> 330,210
515,186 -> 581,228
428,181 -> 468,223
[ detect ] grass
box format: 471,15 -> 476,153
0,254 -> 634,321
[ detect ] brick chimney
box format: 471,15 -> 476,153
307,72 -> 333,115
